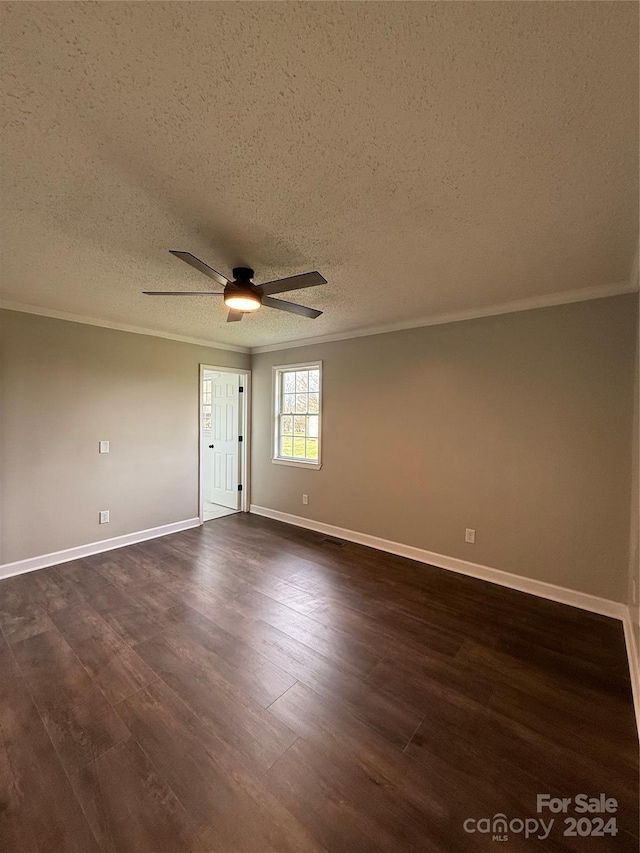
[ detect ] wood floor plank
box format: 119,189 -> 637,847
266,679 -> 450,823
71,738 -> 204,853
243,573 -> 327,615
0,641 -> 99,853
129,580 -> 182,616
263,740 -> 397,853
11,630 -> 130,773
0,567 -> 79,644
134,623 -> 297,774
173,582 -> 248,617
83,544 -> 165,586
52,558 -> 134,606
142,540 -> 253,597
73,574 -> 168,644
0,514 -> 637,850
265,681 -> 544,851
405,686 -> 640,843
181,597 -> 424,749
50,602 -> 157,704
490,680 -> 638,773
265,680 -> 634,852
263,733 -> 471,853
159,603 -> 298,706
0,716 -> 40,853
117,679 -> 325,852
51,560 -> 175,643
119,546 -> 223,595
367,648 -> 494,709
500,602 -> 631,673
0,605 -> 57,646
491,629 -> 634,694
234,589 -> 381,676
308,593 -> 464,661
0,568 -> 82,615
456,637 -> 636,725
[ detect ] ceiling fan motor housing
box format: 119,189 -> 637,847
225,268 -> 262,311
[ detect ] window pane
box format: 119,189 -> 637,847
275,365 -> 320,464
203,405 -> 212,431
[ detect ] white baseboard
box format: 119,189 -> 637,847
249,505 -> 626,619
621,607 -> 640,732
0,517 -> 201,580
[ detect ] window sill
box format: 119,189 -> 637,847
272,458 -> 322,470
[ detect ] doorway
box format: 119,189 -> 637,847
199,365 -> 250,523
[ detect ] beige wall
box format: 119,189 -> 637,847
3,297 -> 637,604
251,294 -> 638,602
0,310 -> 249,564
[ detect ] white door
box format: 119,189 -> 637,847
202,371 -> 240,510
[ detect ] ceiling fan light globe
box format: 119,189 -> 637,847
224,293 -> 261,312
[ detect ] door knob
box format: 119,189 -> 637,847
208,444 -> 214,449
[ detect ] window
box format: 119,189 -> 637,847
273,362 -> 322,468
202,377 -> 212,430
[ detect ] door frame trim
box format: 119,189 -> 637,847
199,364 -> 251,523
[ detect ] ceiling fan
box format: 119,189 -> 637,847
143,251 -> 327,323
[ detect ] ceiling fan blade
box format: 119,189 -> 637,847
227,310 -> 243,323
259,271 -> 327,296
143,291 -> 224,296
262,295 -> 322,319
169,251 -> 229,287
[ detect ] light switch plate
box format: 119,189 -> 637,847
99,440 -> 110,454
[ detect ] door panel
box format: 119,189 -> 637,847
202,371 -> 240,510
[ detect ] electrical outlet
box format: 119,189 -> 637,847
99,510 -> 110,524
99,440 -> 110,454
465,528 -> 476,544
302,494 -> 309,505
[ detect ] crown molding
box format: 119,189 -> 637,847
249,280 -> 637,355
0,301 -> 251,354
2,279 -> 636,358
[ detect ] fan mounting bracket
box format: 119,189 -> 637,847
232,267 -> 255,281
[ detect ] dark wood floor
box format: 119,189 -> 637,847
1,513 -> 637,852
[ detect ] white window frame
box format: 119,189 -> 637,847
272,361 -> 322,470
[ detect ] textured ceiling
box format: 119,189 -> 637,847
1,1 -> 638,350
